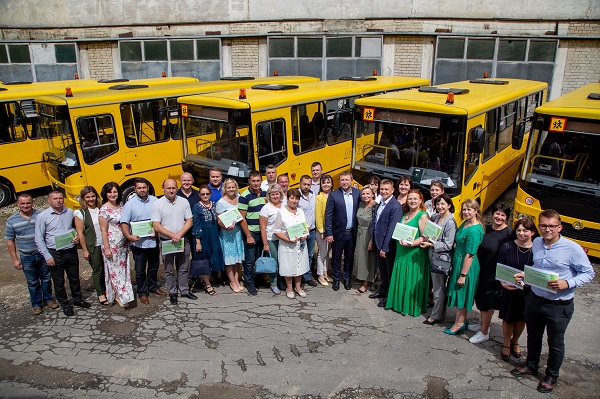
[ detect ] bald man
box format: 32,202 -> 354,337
152,179 -> 196,305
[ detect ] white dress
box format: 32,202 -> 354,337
273,206 -> 310,277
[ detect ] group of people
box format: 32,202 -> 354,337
5,163 -> 595,393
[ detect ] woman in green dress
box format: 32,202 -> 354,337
444,198 -> 485,335
385,189 -> 430,316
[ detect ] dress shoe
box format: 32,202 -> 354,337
151,288 -> 167,296
73,300 -> 92,308
344,280 -> 352,290
139,295 -> 149,304
537,375 -> 557,393
443,321 -> 469,335
332,281 -> 340,291
63,306 -> 74,316
304,279 -> 317,287
510,365 -> 538,377
247,285 -> 258,296
169,294 -> 178,305
377,298 -> 386,307
318,276 -> 329,286
182,292 -> 198,300
422,318 -> 442,325
45,301 -> 59,309
368,291 -> 381,299
32,306 -> 43,315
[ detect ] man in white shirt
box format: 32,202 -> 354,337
298,175 -> 318,287
310,162 -> 322,195
152,179 -> 196,305
261,164 -> 277,191
277,173 -> 290,206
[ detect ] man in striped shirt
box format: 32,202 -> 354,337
5,193 -> 58,315
239,170 -> 267,296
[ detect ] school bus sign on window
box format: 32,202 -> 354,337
549,116 -> 567,132
363,107 -> 375,122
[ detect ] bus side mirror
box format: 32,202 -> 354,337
470,127 -> 485,154
512,120 -> 526,150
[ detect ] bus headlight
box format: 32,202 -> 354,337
525,197 -> 534,205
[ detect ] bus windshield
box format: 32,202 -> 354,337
353,110 -> 466,196
522,118 -> 600,198
38,104 -> 81,177
183,107 -> 253,178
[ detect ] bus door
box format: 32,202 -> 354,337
461,117 -> 486,206
254,111 -> 289,183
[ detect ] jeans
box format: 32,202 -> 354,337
163,241 -> 191,295
267,240 -> 279,287
243,231 -> 262,288
131,246 -> 160,296
524,292 -> 574,378
302,229 -> 316,281
48,248 -> 82,307
21,253 -> 53,308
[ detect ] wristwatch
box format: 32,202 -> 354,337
459,273 -> 467,278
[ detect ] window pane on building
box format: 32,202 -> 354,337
8,45 -> 30,63
356,37 -> 382,57
269,59 -> 297,76
0,46 -> 8,63
297,59 -> 322,78
144,41 -> 167,61
171,40 -> 194,61
298,38 -> 322,58
120,42 -> 142,61
437,38 -> 465,59
498,40 -> 526,61
55,44 -> 77,63
269,38 -> 294,58
197,40 -> 220,60
326,37 -> 352,58
467,39 -> 494,60
528,41 -> 556,62
34,65 -> 78,81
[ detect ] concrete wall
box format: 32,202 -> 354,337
1,0 -> 598,29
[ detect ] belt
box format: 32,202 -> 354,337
533,293 -> 573,305
344,229 -> 352,233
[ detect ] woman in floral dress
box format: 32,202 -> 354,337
98,182 -> 134,307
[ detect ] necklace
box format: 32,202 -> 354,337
517,244 -> 532,254
404,210 -> 417,222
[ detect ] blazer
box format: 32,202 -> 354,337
324,187 -> 361,240
369,197 -> 403,253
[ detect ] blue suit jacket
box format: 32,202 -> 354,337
370,198 -> 403,253
324,187 -> 361,240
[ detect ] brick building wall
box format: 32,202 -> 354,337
562,22 -> 600,94
393,36 -> 429,77
230,23 -> 260,77
83,42 -> 115,80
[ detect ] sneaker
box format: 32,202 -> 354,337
467,322 -> 481,332
45,301 -> 59,309
32,306 -> 43,315
270,285 -> 281,295
73,300 -> 92,308
469,330 -> 490,344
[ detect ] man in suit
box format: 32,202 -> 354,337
368,178 -> 403,307
325,171 -> 361,291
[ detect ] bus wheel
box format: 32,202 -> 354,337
121,185 -> 136,204
0,182 -> 14,207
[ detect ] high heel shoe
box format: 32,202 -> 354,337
511,343 -> 522,358
501,346 -> 511,361
443,321 -> 469,335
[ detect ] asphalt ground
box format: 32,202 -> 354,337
0,187 -> 598,399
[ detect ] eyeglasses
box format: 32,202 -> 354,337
538,224 -> 560,231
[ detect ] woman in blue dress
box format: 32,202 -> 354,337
192,185 -> 225,296
216,178 -> 245,293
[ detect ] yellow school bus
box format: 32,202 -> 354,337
351,78 -> 547,213
514,83 -> 600,256
0,76 -> 198,206
178,76 -> 430,188
38,76 -> 319,208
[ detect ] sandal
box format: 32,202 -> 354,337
501,346 -> 511,361
205,286 -> 218,296
229,283 -> 241,293
356,287 -> 368,294
511,343 -> 522,358
98,296 -> 110,306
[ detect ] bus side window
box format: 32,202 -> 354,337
77,115 -> 118,164
257,119 -> 286,171
464,126 -> 482,184
292,103 -> 326,155
483,108 -> 498,162
0,102 -> 26,144
121,100 -> 168,147
498,101 -> 517,151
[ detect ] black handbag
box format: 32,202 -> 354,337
190,252 -> 211,277
255,250 -> 277,274
431,252 -> 452,276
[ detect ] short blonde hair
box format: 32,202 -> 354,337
221,178 -> 239,196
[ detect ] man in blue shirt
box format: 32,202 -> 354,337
35,190 -> 91,316
121,178 -> 167,305
511,209 -> 595,393
208,167 -> 223,202
5,193 -> 58,315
